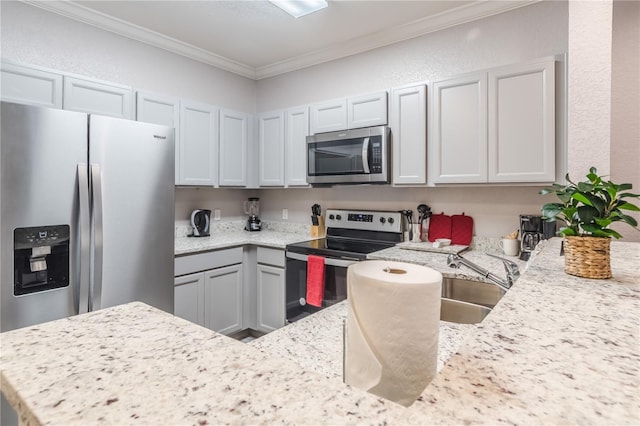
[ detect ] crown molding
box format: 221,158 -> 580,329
256,1 -> 540,79
22,0 -> 258,79
22,0 -> 538,81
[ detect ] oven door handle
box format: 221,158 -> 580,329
286,251 -> 359,268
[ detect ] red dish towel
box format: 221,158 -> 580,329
306,255 -> 325,307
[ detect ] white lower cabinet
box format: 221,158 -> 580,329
256,264 -> 285,333
174,272 -> 205,326
173,247 -> 243,335
204,264 -> 243,335
256,247 -> 286,333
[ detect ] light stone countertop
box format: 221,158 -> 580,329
2,238 -> 639,425
250,301 -> 477,379
174,220 -> 316,255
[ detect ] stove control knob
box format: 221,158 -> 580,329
388,217 -> 395,224
379,217 -> 386,224
336,214 -> 342,221
329,214 -> 335,220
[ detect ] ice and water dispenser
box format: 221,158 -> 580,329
13,225 -> 70,295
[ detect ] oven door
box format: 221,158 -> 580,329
285,251 -> 357,322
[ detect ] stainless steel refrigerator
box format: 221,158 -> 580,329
0,101 -> 175,333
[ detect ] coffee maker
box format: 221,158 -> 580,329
244,197 -> 262,232
519,215 -> 556,260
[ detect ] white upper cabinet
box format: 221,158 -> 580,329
488,59 -> 555,183
391,84 -> 427,185
259,111 -> 285,186
63,76 -> 133,119
219,109 -> 248,187
309,91 -> 389,134
136,91 -> 180,184
1,61 -> 63,108
309,98 -> 347,134
179,101 -> 219,186
429,58 -> 556,185
347,91 -> 388,129
429,73 -> 488,184
285,106 -> 309,187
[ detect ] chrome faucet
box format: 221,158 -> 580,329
446,251 -> 520,292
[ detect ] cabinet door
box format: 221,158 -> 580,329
204,264 -> 243,335
256,264 -> 285,333
347,91 -> 388,129
285,106 -> 309,187
1,62 -> 63,108
488,59 -> 555,183
429,73 -> 487,184
136,91 -> 180,184
174,273 -> 205,326
63,76 -> 133,119
309,98 -> 347,134
259,111 -> 285,186
391,85 -> 427,185
219,109 -> 248,187
179,101 -> 218,186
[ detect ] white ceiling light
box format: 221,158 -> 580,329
269,0 -> 328,18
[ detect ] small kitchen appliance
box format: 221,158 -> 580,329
244,197 -> 262,232
285,209 -> 403,322
519,215 -> 543,260
306,126 -> 390,185
190,209 -> 211,237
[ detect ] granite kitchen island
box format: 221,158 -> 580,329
1,238 -> 638,425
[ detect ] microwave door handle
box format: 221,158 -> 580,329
361,137 -> 370,174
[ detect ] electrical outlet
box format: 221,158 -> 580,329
282,209 -> 288,220
214,209 -> 221,220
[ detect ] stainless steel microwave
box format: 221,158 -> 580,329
306,126 -> 390,185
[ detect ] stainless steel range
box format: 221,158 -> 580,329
285,209 -> 403,322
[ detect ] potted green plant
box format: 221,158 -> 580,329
539,167 -> 640,279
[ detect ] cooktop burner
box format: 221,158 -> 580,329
286,237 -> 396,260
286,209 -> 404,259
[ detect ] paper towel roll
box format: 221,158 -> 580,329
344,260 -> 442,407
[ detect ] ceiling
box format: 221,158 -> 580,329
26,0 -> 536,80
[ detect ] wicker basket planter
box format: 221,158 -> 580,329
563,236 -> 612,279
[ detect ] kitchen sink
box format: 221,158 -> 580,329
440,277 -> 506,324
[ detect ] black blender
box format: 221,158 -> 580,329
244,197 -> 262,232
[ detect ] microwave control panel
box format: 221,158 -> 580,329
370,140 -> 382,173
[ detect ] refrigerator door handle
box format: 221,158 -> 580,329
77,163 -> 91,314
91,163 -> 104,311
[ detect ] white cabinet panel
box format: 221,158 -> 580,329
205,264 -> 243,335
391,84 -> 427,185
219,109 -> 248,187
309,99 -> 347,134
174,273 -> 205,326
285,106 -> 309,187
259,111 -> 285,186
136,91 -> 180,184
179,101 -> 218,186
256,264 -> 285,333
488,59 -> 556,182
347,91 -> 388,129
430,73 -> 488,184
63,76 -> 133,119
1,62 -> 63,108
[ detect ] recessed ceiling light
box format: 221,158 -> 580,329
269,0 -> 328,18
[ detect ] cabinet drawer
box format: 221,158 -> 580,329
257,247 -> 285,268
175,247 -> 242,276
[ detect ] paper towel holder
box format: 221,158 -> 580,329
383,267 -> 407,275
